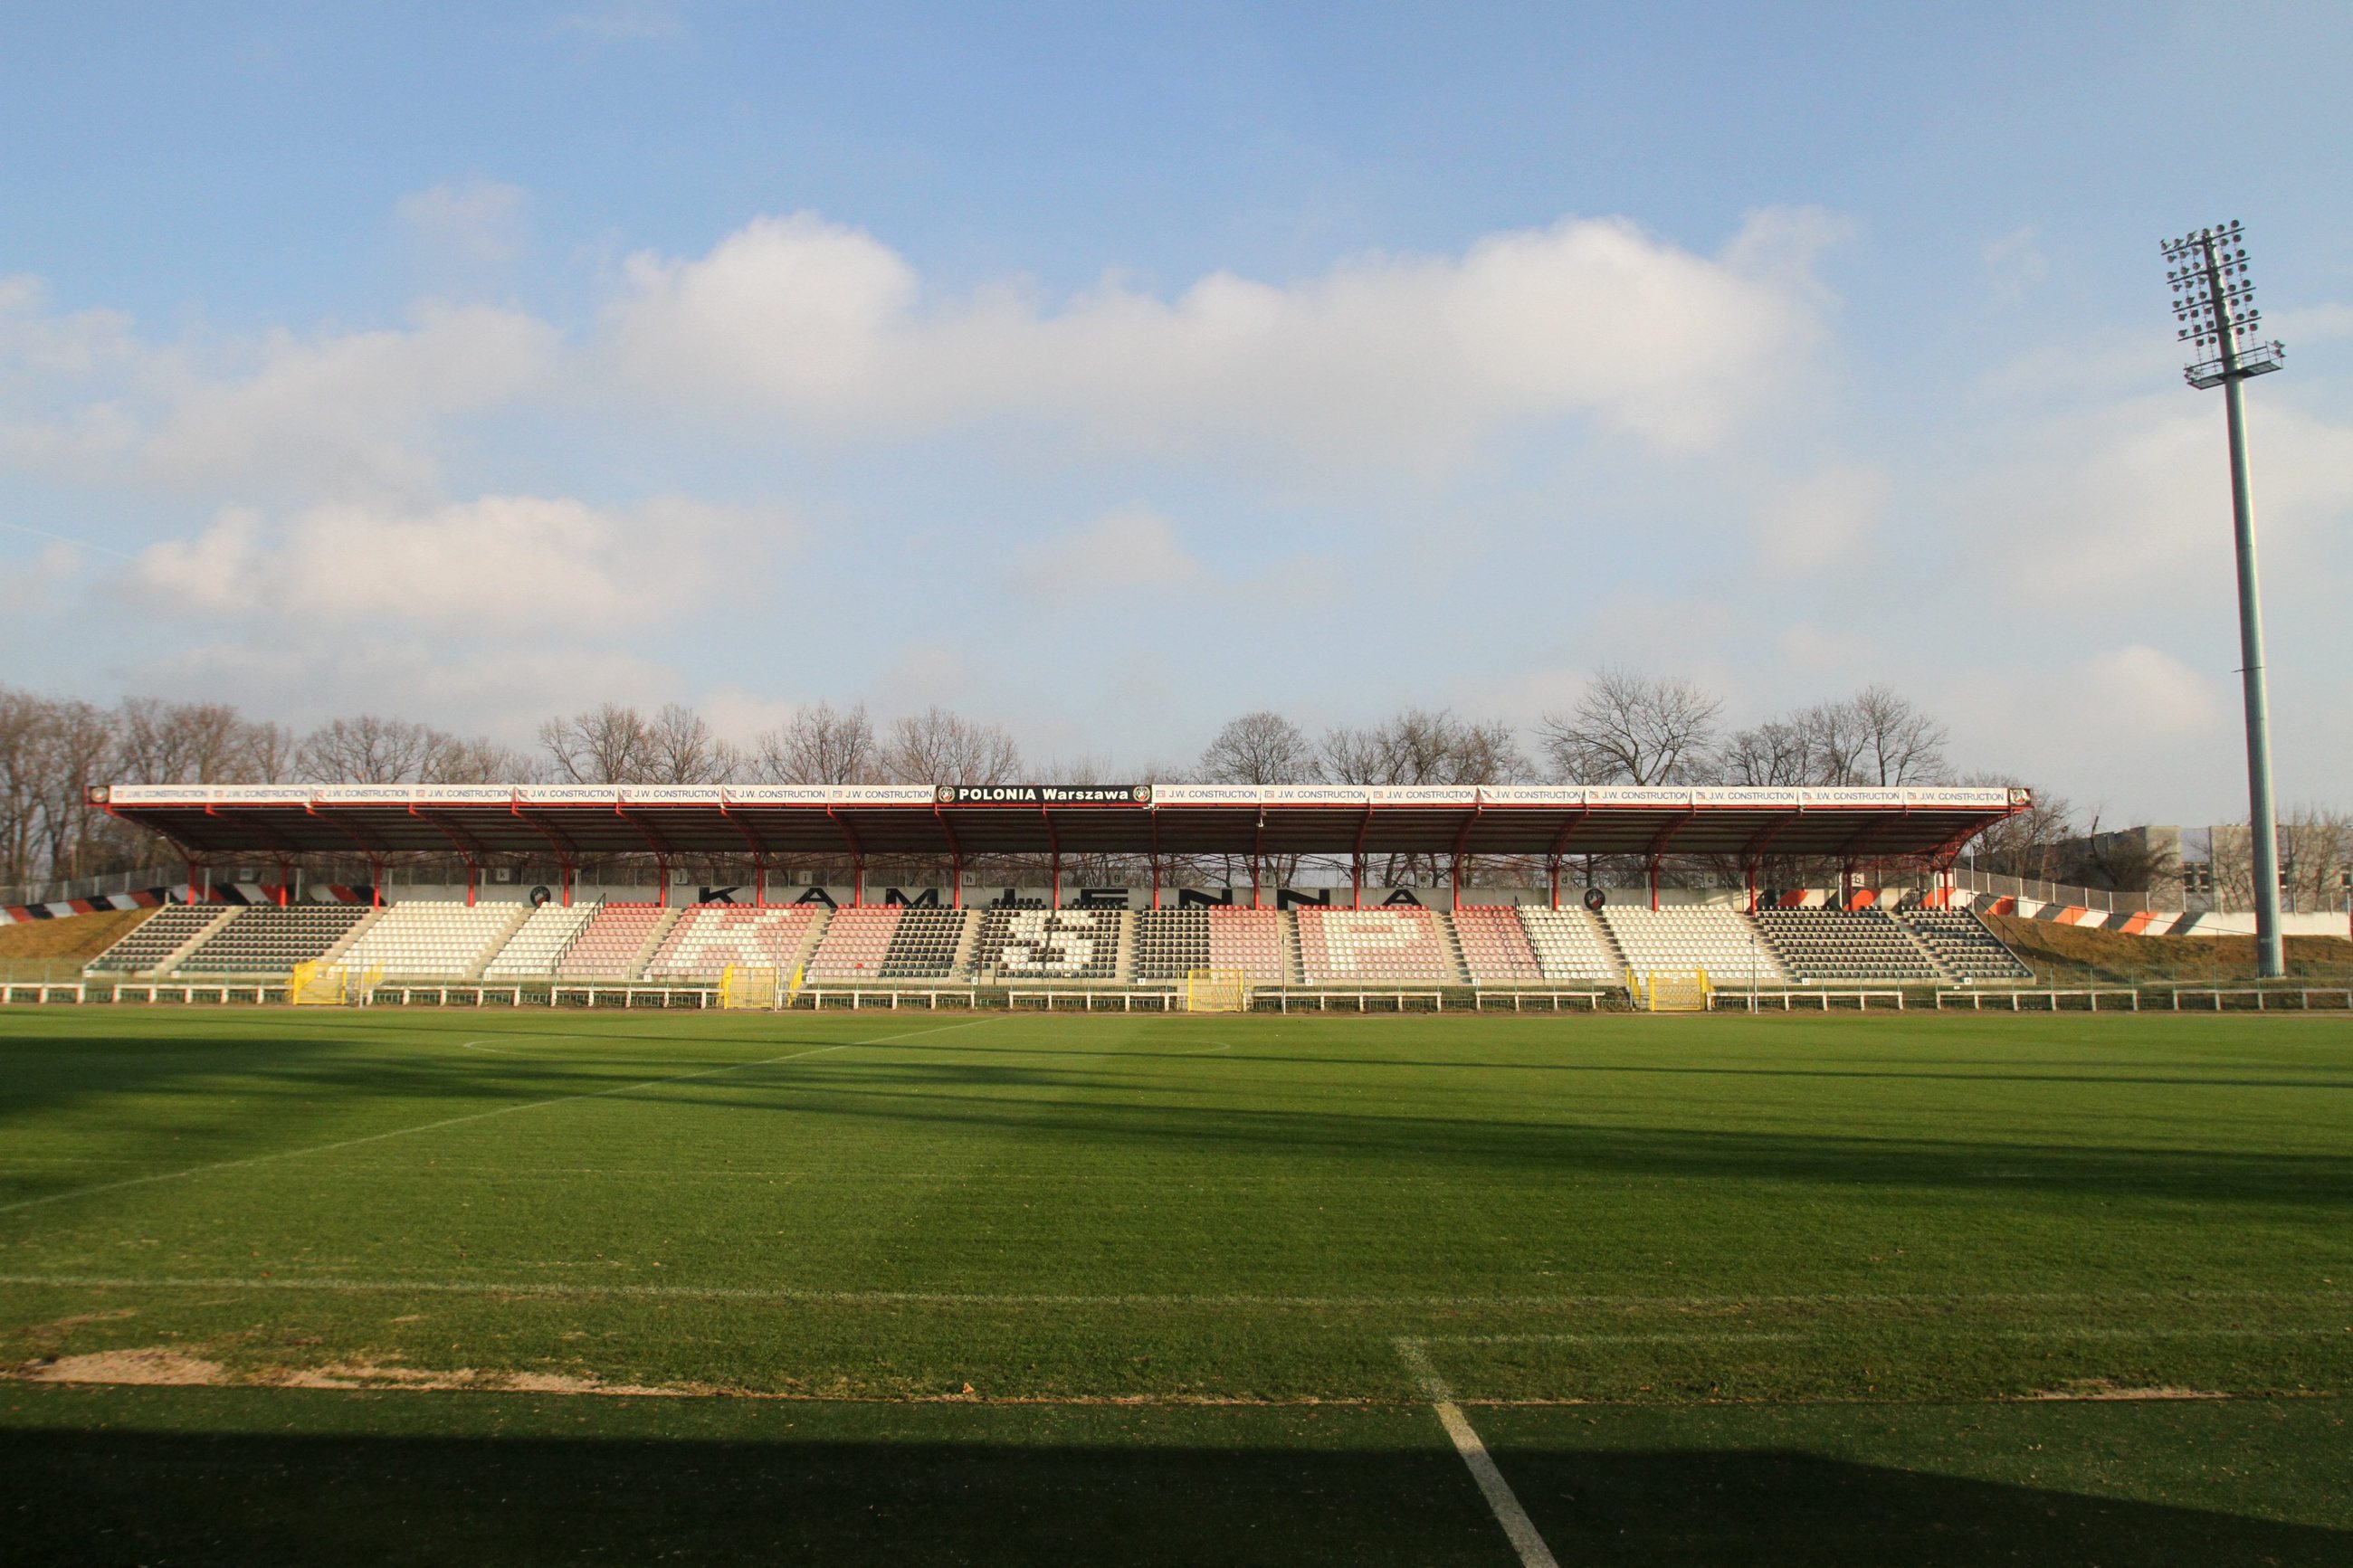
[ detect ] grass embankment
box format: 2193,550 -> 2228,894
0,905 -> 155,966
1986,914 -> 2353,985
0,1008 -> 2346,1563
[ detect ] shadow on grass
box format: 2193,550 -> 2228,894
4,1424 -> 2345,1566
6,1021 -> 2353,1214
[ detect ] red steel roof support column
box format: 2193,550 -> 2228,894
1448,804 -> 1481,913
1043,806 -> 1061,909
827,805 -> 863,908
934,803 -> 964,910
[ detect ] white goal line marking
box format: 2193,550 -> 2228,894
1396,1336 -> 1560,1568
0,1018 -> 993,1219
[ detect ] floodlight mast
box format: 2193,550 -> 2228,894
2162,220 -> 2287,976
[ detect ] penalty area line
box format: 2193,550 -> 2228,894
0,1017 -> 994,1219
1396,1336 -> 1559,1568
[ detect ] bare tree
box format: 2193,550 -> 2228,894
750,703 -> 878,784
1961,772 -> 2077,882
2278,805 -> 2353,914
538,703 -> 655,784
1849,686 -> 1949,785
0,689 -> 44,885
643,703 -> 740,784
424,735 -> 533,784
879,707 -> 1023,785
300,717 -> 445,784
1197,711 -> 1319,785
1715,717 -> 1816,786
1538,667 -> 1720,784
1320,707 -> 1527,786
1789,698 -> 1870,786
31,698 -> 119,881
115,698 -> 273,784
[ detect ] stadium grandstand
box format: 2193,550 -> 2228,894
65,781 -> 2044,998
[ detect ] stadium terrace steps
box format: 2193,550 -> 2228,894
1451,905 -> 1542,984
554,903 -> 672,980
467,905 -> 534,980
336,901 -> 528,980
482,901 -> 598,980
1753,908 -> 1942,984
82,904 -> 235,975
1897,908 -> 2035,983
171,904 -> 377,975
1113,908 -> 1138,980
1601,906 -> 1788,985
948,908 -> 986,977
630,908 -> 683,978
1519,907 -> 1624,982
1293,907 -> 1453,985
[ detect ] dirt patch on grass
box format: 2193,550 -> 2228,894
2025,1381 -> 2231,1402
1986,916 -> 2353,984
273,1362 -> 687,1397
18,1348 -> 225,1385
0,907 -> 158,965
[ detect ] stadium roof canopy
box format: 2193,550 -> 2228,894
95,783 -> 2028,868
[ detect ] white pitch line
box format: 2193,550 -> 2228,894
1425,1331 -> 1804,1346
0,1018 -> 992,1218
1396,1337 -> 1560,1568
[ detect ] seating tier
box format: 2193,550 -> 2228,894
1133,909 -> 1211,981
337,901 -> 518,979
972,908 -> 1122,979
1206,908 -> 1287,983
1600,907 -> 1786,984
880,908 -> 969,978
1754,908 -> 1942,983
482,902 -> 598,979
555,904 -> 669,979
805,907 -> 902,980
1453,905 -> 1541,983
1518,908 -> 1624,982
174,905 -> 376,974
1896,910 -> 2034,982
1295,908 -> 1450,984
644,905 -> 824,980
84,906 -> 224,974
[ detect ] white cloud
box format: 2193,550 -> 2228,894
1982,226 -> 2047,299
128,636 -> 680,738
141,305 -> 556,499
1962,394 -> 2353,610
603,209 -> 1840,469
1753,463 -> 1888,576
2079,644 -> 2224,738
126,493 -> 783,627
1020,508 -> 1202,596
396,177 -> 529,275
0,286 -> 557,501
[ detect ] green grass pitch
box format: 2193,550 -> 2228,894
1,1006 -> 2348,1564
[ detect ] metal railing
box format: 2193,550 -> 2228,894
1948,868 -> 2153,915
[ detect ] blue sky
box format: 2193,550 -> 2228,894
2,1 -> 2348,822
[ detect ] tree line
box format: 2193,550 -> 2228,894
0,670 -> 2262,898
